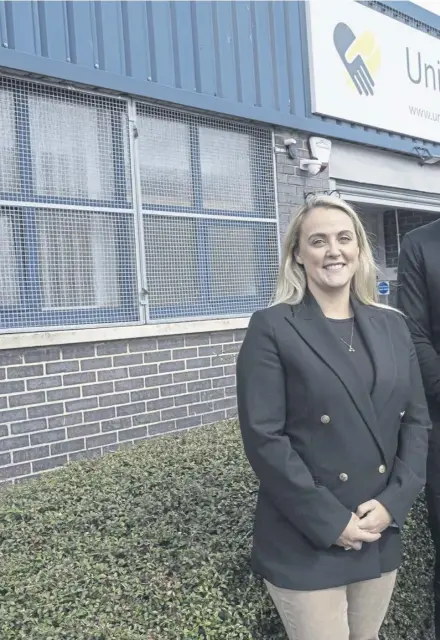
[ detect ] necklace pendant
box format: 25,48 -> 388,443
348,346 -> 355,352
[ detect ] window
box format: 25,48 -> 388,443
0,78 -> 138,330
137,104 -> 278,321
0,77 -> 278,331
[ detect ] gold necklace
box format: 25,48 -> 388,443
340,317 -> 355,352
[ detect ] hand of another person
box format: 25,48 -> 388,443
336,512 -> 382,550
356,500 -> 392,534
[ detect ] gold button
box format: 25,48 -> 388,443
339,472 -> 348,482
320,415 -> 331,424
378,464 -> 386,474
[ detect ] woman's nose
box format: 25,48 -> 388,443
326,242 -> 341,257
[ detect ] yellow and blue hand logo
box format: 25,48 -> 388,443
333,23 -> 381,96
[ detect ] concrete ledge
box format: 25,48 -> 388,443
0,317 -> 251,351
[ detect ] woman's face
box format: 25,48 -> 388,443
295,206 -> 360,294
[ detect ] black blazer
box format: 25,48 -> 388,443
397,218 -> 440,424
236,294 -> 430,591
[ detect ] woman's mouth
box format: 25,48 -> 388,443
323,263 -> 346,271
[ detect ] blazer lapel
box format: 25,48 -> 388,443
284,294 -> 387,461
351,298 -> 397,420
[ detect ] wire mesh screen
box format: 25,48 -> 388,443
0,210 -> 20,308
0,74 -> 279,331
0,76 -> 138,330
136,102 -> 278,321
143,215 -> 279,319
36,210 -> 132,310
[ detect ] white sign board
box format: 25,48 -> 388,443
306,0 -> 440,144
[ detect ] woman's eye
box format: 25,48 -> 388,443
312,239 -> 325,246
340,236 -> 351,243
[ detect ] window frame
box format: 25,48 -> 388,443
0,80 -> 139,330
137,104 -> 278,322
0,77 -> 279,332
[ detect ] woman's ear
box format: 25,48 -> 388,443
295,253 -> 304,265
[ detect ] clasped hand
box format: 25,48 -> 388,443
336,500 -> 392,551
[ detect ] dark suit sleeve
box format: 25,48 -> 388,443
398,234 -> 440,403
375,319 -> 430,527
236,310 -> 352,550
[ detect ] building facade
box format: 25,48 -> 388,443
0,0 -> 440,483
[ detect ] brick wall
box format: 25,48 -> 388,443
384,209 -> 440,267
0,331 -> 243,484
0,127 -> 329,484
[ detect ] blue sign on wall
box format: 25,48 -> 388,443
377,280 -> 390,296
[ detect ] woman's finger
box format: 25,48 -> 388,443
356,500 -> 376,518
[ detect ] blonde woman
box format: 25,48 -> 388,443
236,195 -> 430,640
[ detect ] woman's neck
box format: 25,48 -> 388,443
308,284 -> 352,319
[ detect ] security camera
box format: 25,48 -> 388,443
299,158 -> 323,176
284,138 -> 297,160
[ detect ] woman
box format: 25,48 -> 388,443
236,195 -> 430,640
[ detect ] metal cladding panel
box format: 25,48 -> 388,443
0,1 -> 438,155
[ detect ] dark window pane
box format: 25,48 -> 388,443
37,210 -> 132,310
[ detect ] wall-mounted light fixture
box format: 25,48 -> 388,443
299,136 -> 332,176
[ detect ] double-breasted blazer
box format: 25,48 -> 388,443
236,293 -> 431,591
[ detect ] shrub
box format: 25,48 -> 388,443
0,421 -> 434,639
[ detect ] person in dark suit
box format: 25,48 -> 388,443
397,218 -> 440,638
236,194 -> 430,640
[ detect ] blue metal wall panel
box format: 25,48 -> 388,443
149,1 -> 175,87
214,2 -> 236,102
0,0 -> 438,157
5,1 -> 39,56
233,2 -> 256,106
122,2 -> 151,81
95,1 -> 125,75
252,2 -> 274,110
192,2 -> 216,96
67,2 -> 96,68
38,2 -> 69,62
173,2 -> 196,93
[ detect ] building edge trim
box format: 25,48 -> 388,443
0,317 -> 251,351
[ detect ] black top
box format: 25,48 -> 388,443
327,317 -> 375,394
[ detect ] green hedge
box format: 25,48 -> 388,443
0,422 -> 434,639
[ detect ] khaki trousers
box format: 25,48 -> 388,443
265,571 -> 397,640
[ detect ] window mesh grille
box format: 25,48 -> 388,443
0,75 -> 278,331
136,102 -> 278,322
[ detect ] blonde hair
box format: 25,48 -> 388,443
272,194 -> 379,307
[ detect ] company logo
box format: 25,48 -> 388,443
333,23 -> 381,96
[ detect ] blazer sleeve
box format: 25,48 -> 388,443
375,318 -> 431,528
398,234 -> 440,404
236,310 -> 352,550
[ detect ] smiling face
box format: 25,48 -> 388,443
295,206 -> 360,296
